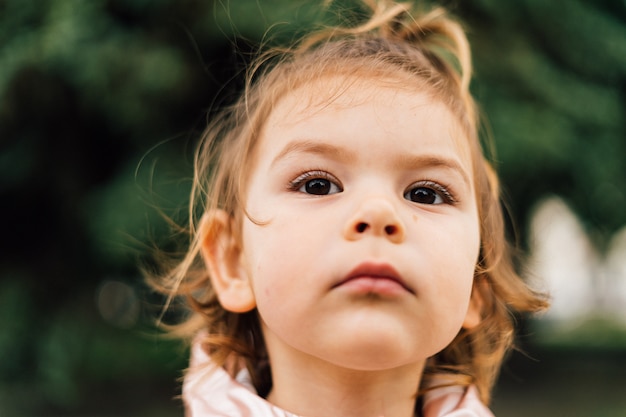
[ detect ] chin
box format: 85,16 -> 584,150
332,350 -> 422,372
321,334 -> 429,371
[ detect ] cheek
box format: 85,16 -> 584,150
241,224 -> 316,342
431,212 -> 480,266
429,214 -> 479,311
455,210 -> 481,272
454,216 -> 480,292
241,218 -> 309,302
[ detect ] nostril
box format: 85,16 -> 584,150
385,225 -> 397,235
356,222 -> 368,233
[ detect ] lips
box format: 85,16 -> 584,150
333,262 -> 414,295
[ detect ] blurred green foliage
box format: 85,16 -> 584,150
0,0 -> 624,415
464,0 -> 626,246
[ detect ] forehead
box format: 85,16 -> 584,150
255,75 -> 473,167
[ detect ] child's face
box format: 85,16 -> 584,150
237,77 -> 481,371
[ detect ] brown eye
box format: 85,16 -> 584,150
304,178 -> 333,195
290,171 -> 343,196
403,181 -> 454,205
404,187 -> 441,204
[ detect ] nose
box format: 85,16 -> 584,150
343,198 -> 406,244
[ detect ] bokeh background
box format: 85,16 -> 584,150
1,0 -> 625,416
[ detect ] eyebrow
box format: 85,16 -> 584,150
271,139 -> 471,186
395,154 -> 471,187
271,140 -> 355,167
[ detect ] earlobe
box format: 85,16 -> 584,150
199,210 -> 256,313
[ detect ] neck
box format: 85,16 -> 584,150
266,352 -> 424,417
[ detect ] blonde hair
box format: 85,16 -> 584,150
149,0 -> 548,406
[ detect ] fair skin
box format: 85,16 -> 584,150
202,76 -> 482,417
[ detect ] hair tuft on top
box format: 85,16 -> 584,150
147,0 -> 549,407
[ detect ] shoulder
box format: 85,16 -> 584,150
184,339 -> 298,417
422,384 -> 495,417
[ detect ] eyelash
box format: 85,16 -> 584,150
287,171 -> 458,205
405,180 -> 458,205
288,170 -> 343,192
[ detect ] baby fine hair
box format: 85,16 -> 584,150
149,0 -> 549,406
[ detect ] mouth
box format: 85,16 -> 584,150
333,262 -> 414,295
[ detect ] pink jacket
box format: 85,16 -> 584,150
184,342 -> 495,417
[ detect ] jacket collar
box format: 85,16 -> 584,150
183,342 -> 495,417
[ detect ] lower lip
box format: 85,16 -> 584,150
338,276 -> 408,296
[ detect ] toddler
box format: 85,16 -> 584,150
150,1 -> 548,416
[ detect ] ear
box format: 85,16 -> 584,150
199,210 -> 256,313
462,278 -> 486,329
